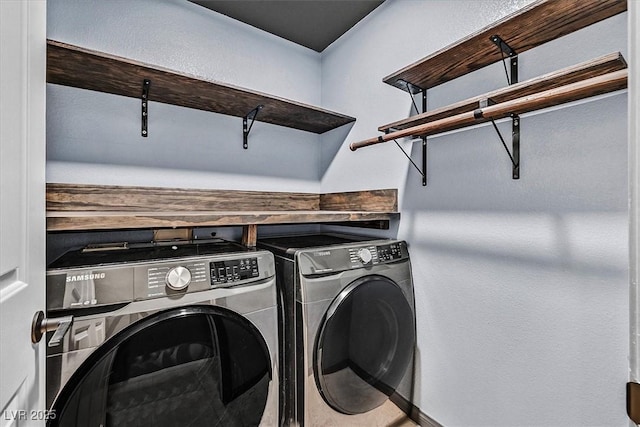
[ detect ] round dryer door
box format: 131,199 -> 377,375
314,275 -> 415,415
49,306 -> 271,427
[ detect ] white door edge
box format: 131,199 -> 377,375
0,0 -> 46,424
630,0 -> 639,425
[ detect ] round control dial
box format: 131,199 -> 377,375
357,248 -> 373,264
166,266 -> 191,291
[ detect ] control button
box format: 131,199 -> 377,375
357,248 -> 373,264
166,266 -> 191,291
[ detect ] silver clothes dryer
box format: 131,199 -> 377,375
44,240 -> 279,427
258,234 -> 416,427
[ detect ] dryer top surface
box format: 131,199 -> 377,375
258,233 -> 384,257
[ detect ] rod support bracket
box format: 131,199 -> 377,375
421,137 -> 427,186
243,105 -> 263,149
391,88 -> 428,186
489,114 -> 520,180
479,98 -> 497,108
141,79 -> 151,137
511,114 -> 520,179
421,90 -> 427,186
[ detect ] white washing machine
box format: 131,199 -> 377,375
43,240 -> 280,426
258,234 -> 416,426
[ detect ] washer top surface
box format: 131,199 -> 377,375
49,239 -> 251,269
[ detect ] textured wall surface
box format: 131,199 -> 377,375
46,0 -> 329,191
46,0 -> 630,425
321,1 -> 629,426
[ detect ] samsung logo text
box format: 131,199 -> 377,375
66,273 -> 106,283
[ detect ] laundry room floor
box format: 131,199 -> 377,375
307,398 -> 419,426
380,405 -> 420,427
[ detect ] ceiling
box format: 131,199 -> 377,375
189,0 -> 385,52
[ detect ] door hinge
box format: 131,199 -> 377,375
628,382 -> 640,424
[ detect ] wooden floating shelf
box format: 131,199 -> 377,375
379,52 -> 627,133
351,69 -> 627,151
46,184 -> 399,232
47,40 -> 355,134
383,0 -> 627,92
46,210 -> 399,232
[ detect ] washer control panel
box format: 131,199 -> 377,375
47,249 -> 275,308
147,262 -> 207,297
210,257 -> 259,286
137,253 -> 270,299
165,266 -> 192,291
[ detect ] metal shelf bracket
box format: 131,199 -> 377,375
419,89 -> 427,186
489,34 -> 520,178
141,79 -> 151,137
489,115 -> 520,179
389,37 -> 521,185
390,86 -> 428,186
490,35 -> 518,85
243,105 -> 263,149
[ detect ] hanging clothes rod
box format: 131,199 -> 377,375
350,69 -> 627,151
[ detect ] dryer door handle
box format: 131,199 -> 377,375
31,311 -> 73,347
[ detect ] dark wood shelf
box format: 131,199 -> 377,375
378,52 -> 627,133
383,0 -> 627,92
47,40 -> 355,134
45,184 -> 399,232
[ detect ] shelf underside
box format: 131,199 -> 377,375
383,0 -> 627,92
379,52 -> 627,133
47,40 -> 355,134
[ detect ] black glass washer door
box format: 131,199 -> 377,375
49,306 -> 271,427
314,275 -> 415,415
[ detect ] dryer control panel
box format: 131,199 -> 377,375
348,246 -> 378,266
348,242 -> 404,267
376,243 -> 403,262
298,240 -> 409,276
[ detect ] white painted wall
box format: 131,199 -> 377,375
321,0 -> 629,426
46,0 -> 329,192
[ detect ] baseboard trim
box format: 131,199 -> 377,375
391,392 -> 443,427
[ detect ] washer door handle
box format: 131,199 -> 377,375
31,311 -> 73,347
